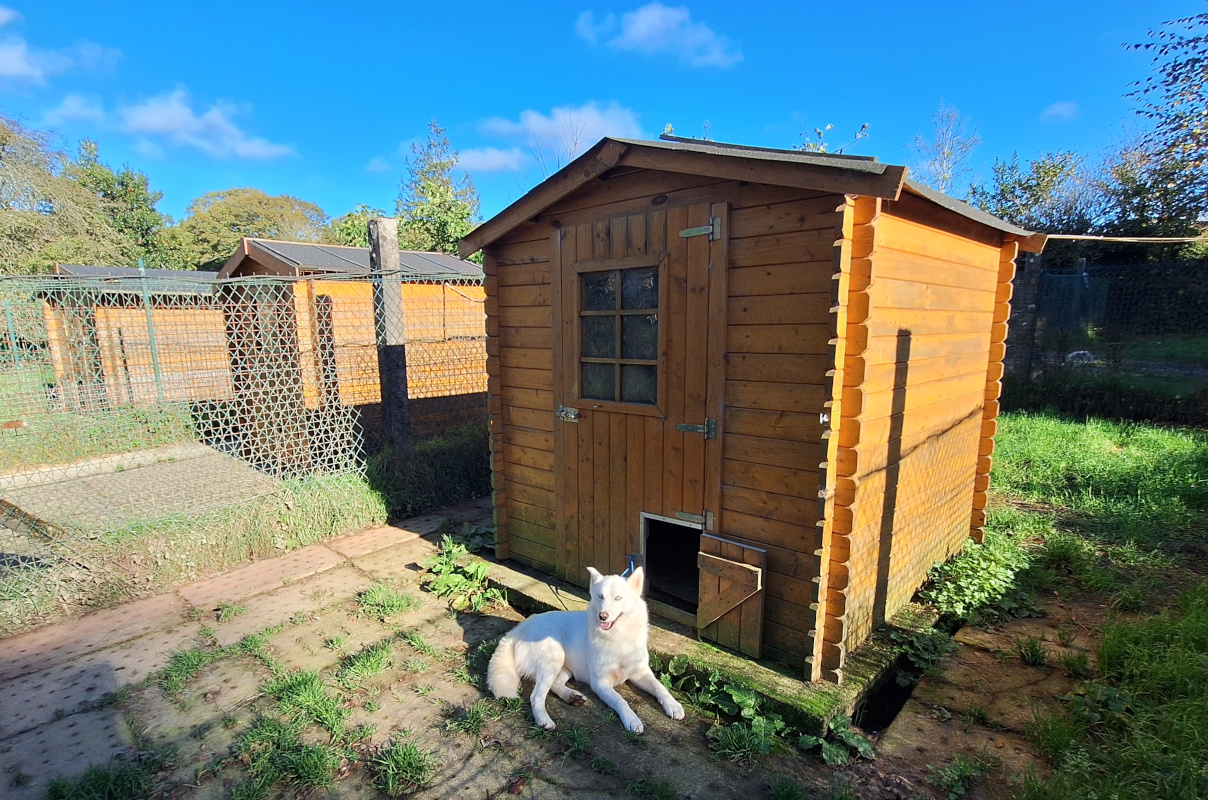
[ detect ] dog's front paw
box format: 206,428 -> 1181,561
663,699 -> 685,720
534,714 -> 556,731
622,714 -> 644,734
567,691 -> 588,707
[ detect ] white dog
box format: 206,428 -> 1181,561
486,566 -> 685,733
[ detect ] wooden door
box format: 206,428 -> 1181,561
698,534 -> 766,658
552,202 -> 727,584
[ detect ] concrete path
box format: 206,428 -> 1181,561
0,497 -> 493,800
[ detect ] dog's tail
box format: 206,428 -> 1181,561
486,636 -> 520,699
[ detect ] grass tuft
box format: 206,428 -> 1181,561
336,639 -> 394,689
262,670 -> 350,738
46,754 -> 164,800
157,645 -> 226,695
373,736 -> 439,796
627,778 -> 679,800
357,582 -> 420,619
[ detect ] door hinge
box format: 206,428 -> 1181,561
675,418 -> 716,439
556,405 -> 580,423
678,217 -> 722,241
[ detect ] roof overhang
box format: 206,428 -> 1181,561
459,137 -> 910,259
216,238 -> 302,279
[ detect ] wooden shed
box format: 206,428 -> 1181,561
461,136 -> 1045,684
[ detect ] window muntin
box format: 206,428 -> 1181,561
579,265 -> 659,405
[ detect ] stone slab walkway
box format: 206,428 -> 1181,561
0,497 -> 492,800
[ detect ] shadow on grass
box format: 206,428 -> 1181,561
364,423 -> 491,521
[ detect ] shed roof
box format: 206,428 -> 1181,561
459,136 -> 1045,258
53,265 -> 218,295
218,238 -> 483,280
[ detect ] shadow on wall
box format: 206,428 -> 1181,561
872,329 -> 910,626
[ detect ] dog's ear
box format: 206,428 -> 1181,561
586,567 -> 604,586
627,566 -> 644,593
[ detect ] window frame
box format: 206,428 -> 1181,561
569,252 -> 668,417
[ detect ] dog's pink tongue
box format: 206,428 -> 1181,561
600,620 -> 614,631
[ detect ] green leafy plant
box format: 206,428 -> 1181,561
891,628 -> 957,686
1058,649 -> 1094,679
922,526 -> 1031,618
927,754 -> 989,799
591,756 -> 614,774
46,753 -> 165,800
1017,634 -> 1050,667
217,601 -> 248,622
769,778 -> 809,800
422,535 -> 507,611
798,716 -> 875,766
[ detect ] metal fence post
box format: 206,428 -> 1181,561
138,259 -> 165,403
368,218 -> 413,458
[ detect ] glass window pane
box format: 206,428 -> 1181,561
621,313 -> 658,360
620,364 -> 657,405
581,316 -> 616,359
582,271 -> 617,311
582,362 -> 615,400
621,267 -> 658,310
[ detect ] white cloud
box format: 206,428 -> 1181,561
118,88 -> 293,159
1040,101 -> 1078,122
577,3 -> 741,68
575,10 -> 615,43
0,8 -> 118,88
482,101 -> 643,168
363,156 -> 392,174
132,139 -> 165,160
45,93 -> 104,124
459,146 -> 526,172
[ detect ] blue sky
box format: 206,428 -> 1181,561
0,0 -> 1199,223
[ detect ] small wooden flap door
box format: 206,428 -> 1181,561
697,534 -> 766,658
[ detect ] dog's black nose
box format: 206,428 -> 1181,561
599,612 -> 609,621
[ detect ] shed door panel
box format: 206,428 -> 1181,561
553,203 -> 726,584
698,534 -> 765,658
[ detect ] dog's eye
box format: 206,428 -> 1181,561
598,594 -> 603,599
614,596 -> 621,601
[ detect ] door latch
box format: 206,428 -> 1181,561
556,405 -> 580,423
678,217 -> 722,240
675,418 -> 716,439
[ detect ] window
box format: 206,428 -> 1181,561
579,264 -> 659,405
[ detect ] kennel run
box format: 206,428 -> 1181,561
461,136 -> 1045,684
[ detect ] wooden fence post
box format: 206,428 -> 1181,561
368,218 -> 413,458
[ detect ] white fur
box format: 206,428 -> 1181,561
486,566 -> 685,733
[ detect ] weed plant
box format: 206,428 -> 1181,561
373,736 -> 439,796
45,752 -> 165,800
357,582 -> 419,619
336,639 -> 394,688
422,535 -> 507,612
927,754 -> 989,799
158,645 -> 226,694
399,630 -> 440,659
262,670 -> 350,738
627,778 -> 679,800
1017,635 -> 1050,667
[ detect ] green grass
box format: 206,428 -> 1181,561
399,629 -> 440,659
373,736 -> 439,796
45,754 -> 164,800
0,399 -> 196,471
336,639 -> 395,688
627,778 -> 680,800
157,645 -> 227,695
357,582 -> 420,619
235,716 -> 341,792
1021,583 -> 1208,800
927,754 -> 989,799
444,699 -> 501,736
262,670 -> 350,738
365,423 -> 491,518
1118,334 -> 1208,367
217,601 -> 247,622
1017,634 -> 1050,667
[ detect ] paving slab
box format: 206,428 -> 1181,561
348,536 -> 438,582
0,592 -> 188,682
206,564 -> 372,647
0,622 -> 204,739
326,524 -> 423,559
177,543 -> 344,611
0,708 -> 134,800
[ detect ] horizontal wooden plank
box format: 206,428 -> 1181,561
851,370 -> 988,421
497,305 -> 552,329
870,249 -> 1001,293
728,262 -> 834,297
502,405 -> 554,432
721,510 -> 821,557
845,350 -> 990,392
721,484 -> 817,528
726,380 -> 827,414
505,463 -> 555,491
499,326 -> 552,349
729,196 -> 843,239
503,443 -> 555,471
728,295 -> 831,326
876,215 -> 1001,270
861,307 -> 993,338
494,238 -> 551,266
730,228 -> 838,268
727,324 -> 832,355
858,331 -> 988,367
505,479 -> 555,511
498,284 -> 552,308
509,532 -> 557,570
499,366 -> 553,391
723,458 -> 819,498
499,347 -> 553,371
838,389 -> 984,448
865,277 -> 995,314
501,386 -> 553,411
724,407 -> 822,443
725,353 -> 830,384
726,432 -> 821,470
509,499 -> 556,531
505,427 -> 555,452
497,262 -> 552,287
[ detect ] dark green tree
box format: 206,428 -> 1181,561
395,121 -> 480,255
65,140 -> 168,260
171,188 -> 328,270
321,204 -> 386,248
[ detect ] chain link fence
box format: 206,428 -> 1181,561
1005,256 -> 1208,425
0,270 -> 489,634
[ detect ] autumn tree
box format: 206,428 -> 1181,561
171,188 -> 328,270
395,121 -> 480,255
910,103 -> 982,196
0,117 -> 129,274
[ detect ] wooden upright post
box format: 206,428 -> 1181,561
368,218 -> 412,457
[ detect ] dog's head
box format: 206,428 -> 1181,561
586,566 -> 644,633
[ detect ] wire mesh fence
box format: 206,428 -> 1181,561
0,270 -> 488,633
1004,256 -> 1208,425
